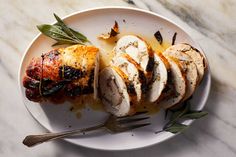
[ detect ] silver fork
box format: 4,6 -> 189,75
23,111 -> 150,147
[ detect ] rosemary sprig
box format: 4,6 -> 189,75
37,13 -> 88,46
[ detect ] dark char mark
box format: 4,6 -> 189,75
66,85 -> 93,97
138,69 -> 148,93
66,70 -> 94,97
161,70 -> 178,99
59,65 -> 85,80
41,80 -> 70,97
126,82 -> 136,95
146,56 -> 155,72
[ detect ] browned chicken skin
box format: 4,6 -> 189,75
23,45 -> 99,102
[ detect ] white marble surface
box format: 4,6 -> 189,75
0,0 -> 236,156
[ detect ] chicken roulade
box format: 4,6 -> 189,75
23,44 -> 99,102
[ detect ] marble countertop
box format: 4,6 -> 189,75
1,0 -> 236,156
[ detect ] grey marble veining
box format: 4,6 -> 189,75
0,0 -> 236,156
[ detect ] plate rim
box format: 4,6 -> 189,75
18,6 -> 211,151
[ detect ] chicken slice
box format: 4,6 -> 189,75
158,57 -> 187,109
114,35 -> 155,91
147,53 -> 168,102
163,47 -> 198,100
167,43 -> 206,83
111,55 -> 142,102
99,67 -> 130,117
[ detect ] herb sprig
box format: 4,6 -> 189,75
37,13 -> 88,46
156,101 -> 208,134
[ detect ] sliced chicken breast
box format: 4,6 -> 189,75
158,57 -> 187,109
114,35 -> 152,75
121,53 -> 147,93
163,47 -> 198,100
147,53 -> 168,102
168,43 -> 206,83
111,55 -> 142,102
99,67 -> 130,117
114,35 -> 155,91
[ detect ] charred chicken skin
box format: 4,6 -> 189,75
23,45 -> 99,102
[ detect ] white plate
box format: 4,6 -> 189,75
18,7 -> 211,150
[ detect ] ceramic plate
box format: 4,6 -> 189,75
18,7 -> 211,150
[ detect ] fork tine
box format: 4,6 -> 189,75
118,123 -> 151,132
118,111 -> 148,119
118,117 -> 150,124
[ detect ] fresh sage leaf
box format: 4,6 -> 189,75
53,13 -> 78,40
181,111 -> 208,119
37,14 -> 88,46
164,123 -> 188,134
37,24 -> 75,41
69,28 -> 88,42
54,13 -> 88,42
162,99 -> 208,134
167,102 -> 190,125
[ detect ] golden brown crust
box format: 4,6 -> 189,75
23,45 -> 99,101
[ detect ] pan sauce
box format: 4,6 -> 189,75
70,34 -> 171,118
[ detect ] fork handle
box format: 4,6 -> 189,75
23,124 -> 105,147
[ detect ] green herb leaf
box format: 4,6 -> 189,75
167,102 -> 190,125
37,14 -> 88,46
164,123 -> 188,134
53,13 -> 78,40
54,13 -> 88,42
37,24 -> 76,41
162,99 -> 208,134
69,28 -> 88,42
181,111 -> 208,119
